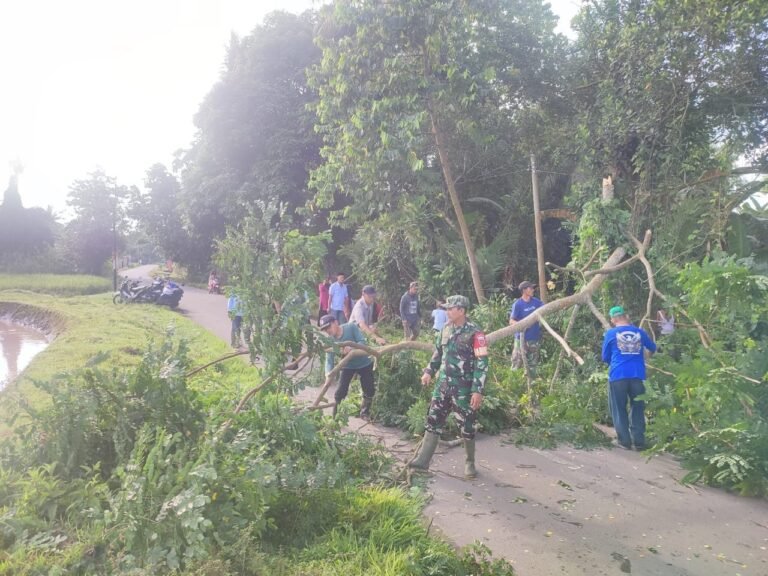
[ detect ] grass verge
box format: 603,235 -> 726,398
0,274 -> 112,296
0,290 -> 253,433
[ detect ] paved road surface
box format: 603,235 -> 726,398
125,265 -> 768,575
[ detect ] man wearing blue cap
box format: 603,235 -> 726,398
602,306 -> 657,450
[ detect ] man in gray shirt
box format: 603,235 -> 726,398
399,281 -> 421,340
350,285 -> 386,345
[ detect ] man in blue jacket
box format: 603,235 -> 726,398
602,306 -> 656,450
509,281 -> 543,376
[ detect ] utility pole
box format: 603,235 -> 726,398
112,190 -> 118,291
530,154 -> 548,302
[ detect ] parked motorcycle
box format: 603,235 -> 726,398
113,278 -> 172,306
208,277 -> 221,294
113,278 -> 142,304
156,281 -> 184,309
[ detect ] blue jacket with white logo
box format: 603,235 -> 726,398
602,325 -> 656,381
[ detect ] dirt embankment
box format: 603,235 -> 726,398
0,302 -> 67,341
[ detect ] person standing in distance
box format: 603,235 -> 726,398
400,281 -> 421,340
602,306 -> 657,450
409,295 -> 488,478
317,275 -> 331,322
328,272 -> 349,324
431,300 -> 448,333
509,280 -> 544,376
227,293 -> 247,349
319,314 -> 376,419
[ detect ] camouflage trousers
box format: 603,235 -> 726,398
511,338 -> 540,376
426,384 -> 477,440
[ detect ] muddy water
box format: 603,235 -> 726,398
0,320 -> 49,391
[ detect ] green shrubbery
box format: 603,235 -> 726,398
505,253 -> 768,494
0,334 -> 515,575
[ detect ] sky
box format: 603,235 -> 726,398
0,0 -> 581,215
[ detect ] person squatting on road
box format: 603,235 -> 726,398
320,314 -> 376,420
602,306 -> 656,450
409,295 -> 488,479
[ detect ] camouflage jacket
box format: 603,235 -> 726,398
423,321 -> 488,394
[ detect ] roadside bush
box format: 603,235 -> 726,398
371,351 -> 428,427
0,272 -> 520,576
9,336 -> 204,480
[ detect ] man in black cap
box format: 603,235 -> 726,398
508,280 -> 544,375
399,281 -> 421,340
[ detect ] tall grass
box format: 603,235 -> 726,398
0,274 -> 111,296
0,291 -> 240,433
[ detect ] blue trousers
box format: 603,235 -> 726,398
608,378 -> 646,448
330,309 -> 347,324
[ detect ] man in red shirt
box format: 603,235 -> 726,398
317,275 -> 331,322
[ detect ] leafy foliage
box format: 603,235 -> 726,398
9,335 -> 204,480
175,11 -> 323,276
0,331 -> 515,574
214,204 -> 329,381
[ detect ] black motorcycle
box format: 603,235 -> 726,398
156,281 -> 184,309
113,278 -> 164,305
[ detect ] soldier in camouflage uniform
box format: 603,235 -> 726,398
409,294 -> 488,478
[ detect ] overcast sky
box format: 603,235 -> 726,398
0,0 -> 580,214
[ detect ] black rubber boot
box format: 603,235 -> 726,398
464,438 -> 477,479
409,431 -> 440,471
359,396 -> 373,420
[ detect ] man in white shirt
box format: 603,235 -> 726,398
328,272 -> 349,323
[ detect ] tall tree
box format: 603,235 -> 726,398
132,164 -> 189,263
310,0 -> 566,302
571,0 -> 768,207
63,171 -> 133,276
177,10 -> 323,276
0,172 -> 56,267
565,0 -> 768,304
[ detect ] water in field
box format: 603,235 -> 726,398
0,320 -> 49,391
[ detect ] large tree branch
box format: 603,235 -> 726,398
536,313 -> 584,365
587,297 -> 611,330
487,246 -> 627,344
625,231 -> 713,349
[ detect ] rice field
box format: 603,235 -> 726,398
0,273 -> 112,296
